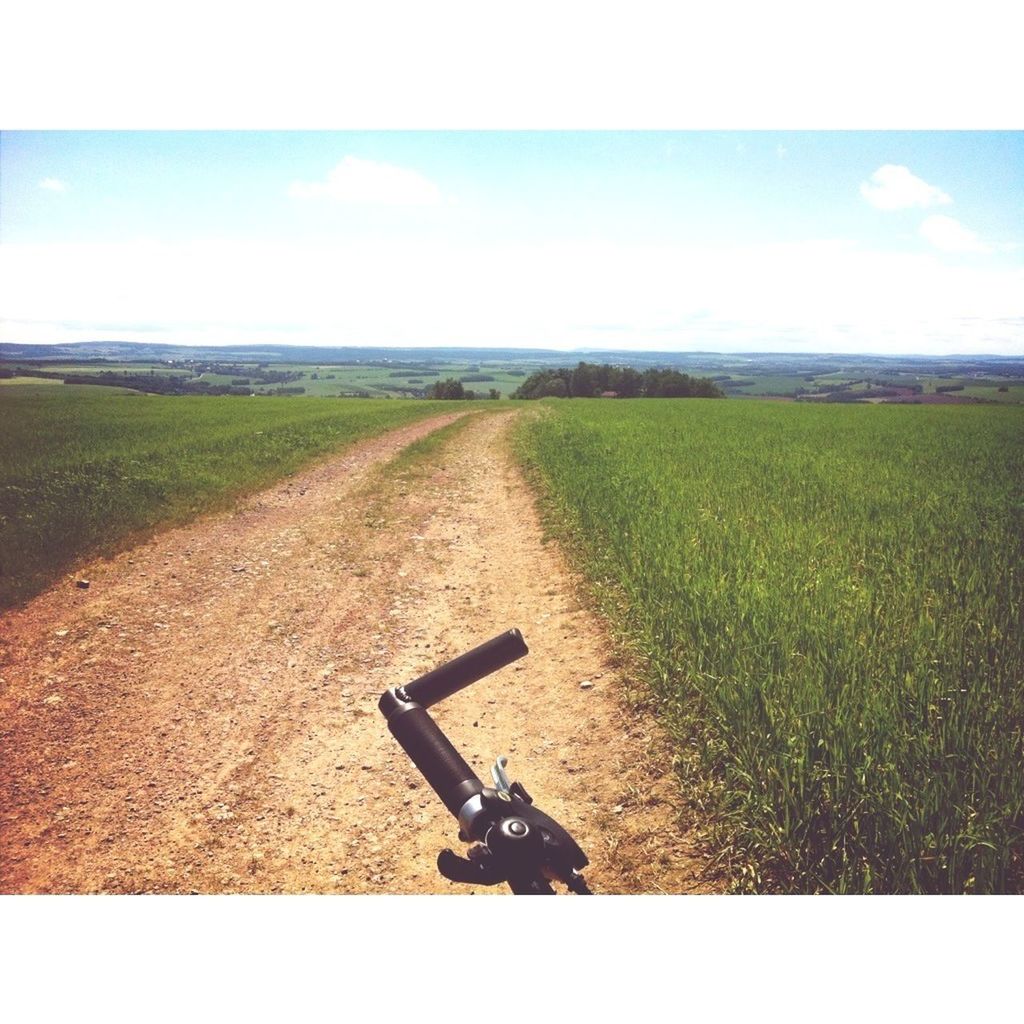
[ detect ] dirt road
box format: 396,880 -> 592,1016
0,410 -> 714,894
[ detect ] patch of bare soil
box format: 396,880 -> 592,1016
0,410 -> 718,894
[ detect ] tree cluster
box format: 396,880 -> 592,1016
510,361 -> 725,400
59,372 -> 264,396
425,378 -> 500,400
166,361 -> 303,385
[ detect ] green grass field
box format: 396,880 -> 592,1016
32,363 -> 188,378
0,387 -> 454,609
517,399 -> 1024,893
0,375 -> 67,387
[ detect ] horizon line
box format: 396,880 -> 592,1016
1,339 -> 1022,361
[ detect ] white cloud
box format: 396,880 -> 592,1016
38,177 -> 67,192
919,214 -> 991,254
2,236 -> 1020,354
287,156 -> 442,206
860,164 -> 951,210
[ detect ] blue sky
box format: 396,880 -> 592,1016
2,131 -> 1021,353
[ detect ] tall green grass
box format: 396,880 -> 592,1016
518,400 -> 1024,892
0,386 -> 452,609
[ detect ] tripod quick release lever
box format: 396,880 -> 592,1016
491,755 -> 512,794
378,629 -> 592,895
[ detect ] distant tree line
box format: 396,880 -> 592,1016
821,388 -> 901,403
426,378 -> 501,401
60,372 -> 270,396
791,378 -> 928,400
8,366 -> 307,397
165,361 -> 303,385
510,361 -> 725,399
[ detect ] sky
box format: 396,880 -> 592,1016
1,130 -> 1022,354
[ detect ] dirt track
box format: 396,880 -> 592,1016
0,411 -> 714,894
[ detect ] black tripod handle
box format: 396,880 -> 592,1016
384,701 -> 484,816
400,629 -> 528,708
378,629 -> 526,818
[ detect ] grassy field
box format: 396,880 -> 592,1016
517,399 -> 1024,893
19,363 -> 188,378
0,376 -> 67,387
0,386 -> 455,609
936,382 -> 1024,404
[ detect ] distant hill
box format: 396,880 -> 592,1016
0,340 -> 566,365
2,340 -> 1022,379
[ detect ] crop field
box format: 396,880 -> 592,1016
711,366 -> 1024,402
6,346 -> 1023,403
267,362 -> 527,397
517,399 -> 1024,893
0,358 -> 530,398
0,375 -> 67,387
15,363 -> 188,378
0,386 -> 453,609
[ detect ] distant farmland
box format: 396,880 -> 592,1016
517,399 -> 1024,892
3,343 -> 1023,402
0,358 -> 528,399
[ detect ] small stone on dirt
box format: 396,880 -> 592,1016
75,579 -> 90,589
580,680 -> 594,689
